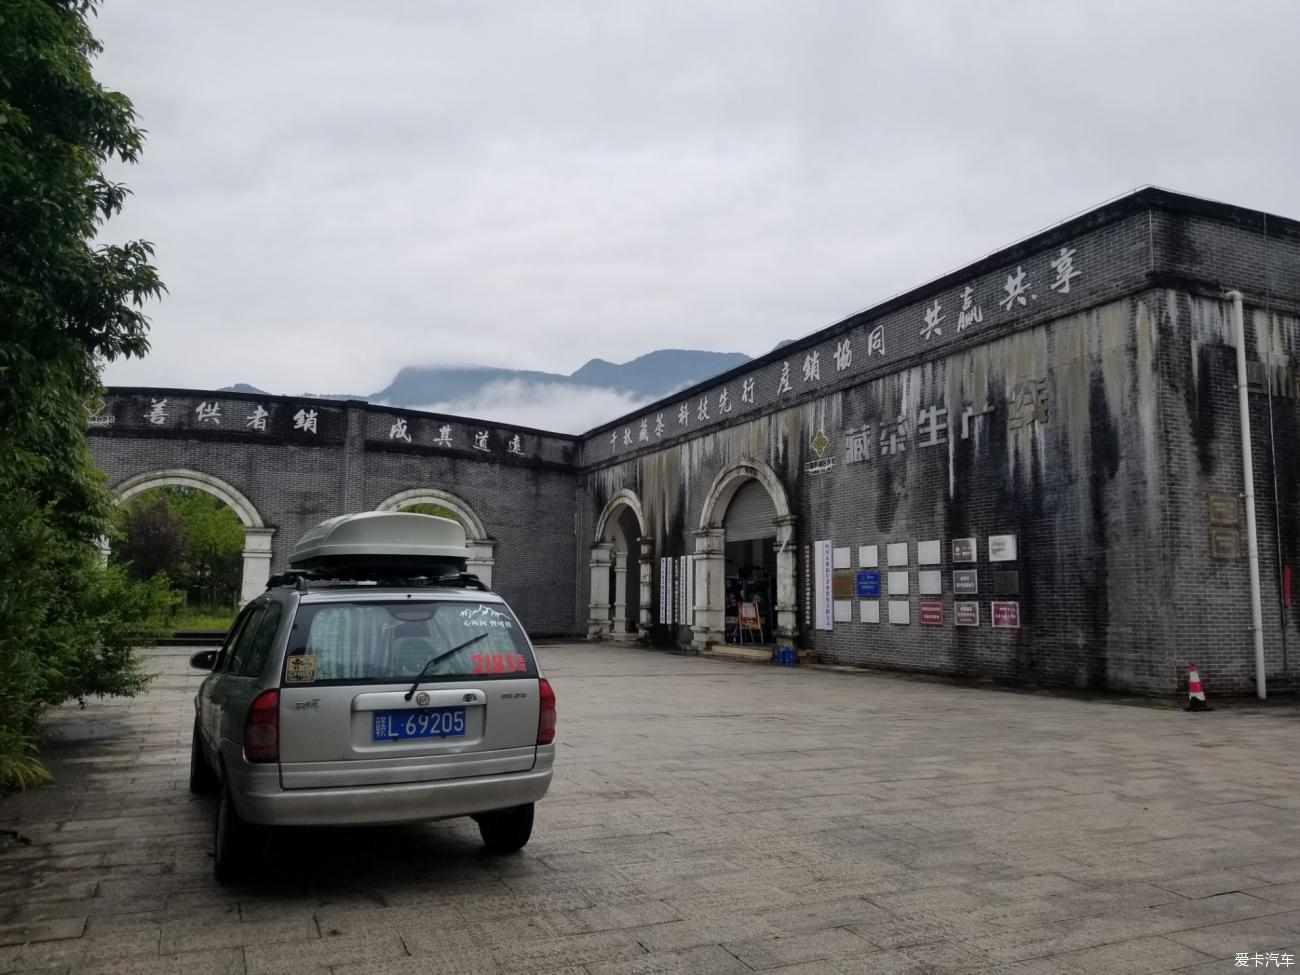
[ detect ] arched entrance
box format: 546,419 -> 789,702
589,489 -> 650,641
111,469 -> 273,605
375,488 -> 496,588
695,459 -> 796,649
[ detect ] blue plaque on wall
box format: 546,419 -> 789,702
855,570 -> 881,598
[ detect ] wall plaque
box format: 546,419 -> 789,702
859,600 -> 880,623
991,601 -> 1021,629
952,538 -> 977,563
918,570 -> 942,595
887,542 -> 909,566
1209,527 -> 1241,560
888,600 -> 910,624
993,571 -> 1020,596
953,570 -> 979,595
855,571 -> 881,598
888,570 -> 909,595
917,540 -> 941,565
989,534 -> 1018,562
919,601 -> 944,626
1207,494 -> 1239,526
832,569 -> 856,599
954,602 -> 979,626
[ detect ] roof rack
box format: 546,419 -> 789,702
265,569 -> 489,593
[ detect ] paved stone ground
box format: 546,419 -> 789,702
4,644 -> 1300,975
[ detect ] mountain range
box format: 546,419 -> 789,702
224,348 -> 758,410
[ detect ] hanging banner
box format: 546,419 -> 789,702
670,556 -> 681,626
679,555 -> 689,627
659,557 -> 667,623
815,540 -> 834,631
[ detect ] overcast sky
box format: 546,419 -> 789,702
94,0 -> 1300,429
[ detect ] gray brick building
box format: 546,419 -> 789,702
90,188 -> 1300,696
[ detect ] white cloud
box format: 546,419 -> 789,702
406,380 -> 656,435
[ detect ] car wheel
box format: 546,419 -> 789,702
188,718 -> 217,795
213,784 -> 253,883
477,803 -> 534,854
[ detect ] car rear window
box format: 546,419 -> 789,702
285,599 -> 537,684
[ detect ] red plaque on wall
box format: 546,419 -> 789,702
991,601 -> 1020,629
919,601 -> 944,626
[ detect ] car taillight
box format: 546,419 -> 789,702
537,678 -> 556,745
244,689 -> 279,763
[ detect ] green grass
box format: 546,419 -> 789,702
171,608 -> 237,631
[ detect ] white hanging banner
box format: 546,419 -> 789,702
659,557 -> 667,623
668,557 -> 676,625
679,555 -> 689,626
814,540 -> 834,631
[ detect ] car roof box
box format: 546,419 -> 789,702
289,512 -> 469,576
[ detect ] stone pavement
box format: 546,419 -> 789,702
4,644 -> 1300,975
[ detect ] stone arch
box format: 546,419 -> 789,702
693,457 -> 797,648
375,487 -> 496,588
589,489 -> 651,641
110,468 -> 273,606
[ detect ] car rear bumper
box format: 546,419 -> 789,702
223,745 -> 554,827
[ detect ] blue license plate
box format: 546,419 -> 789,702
372,707 -> 466,741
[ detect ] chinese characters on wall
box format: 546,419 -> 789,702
604,242 -> 1083,456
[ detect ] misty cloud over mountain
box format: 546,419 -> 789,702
223,348 -> 757,433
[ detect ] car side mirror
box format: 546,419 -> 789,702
190,650 -> 218,670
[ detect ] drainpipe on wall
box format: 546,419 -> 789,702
1228,290 -> 1267,700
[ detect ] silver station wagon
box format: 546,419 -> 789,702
188,512 -> 557,882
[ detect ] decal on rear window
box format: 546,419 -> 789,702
458,605 -> 514,629
470,652 -> 528,675
285,654 -> 317,683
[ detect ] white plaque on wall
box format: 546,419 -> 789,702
917,540 -> 941,565
859,600 -> 880,623
989,534 -> 1018,562
858,545 -> 879,568
833,599 -> 853,623
888,570 -> 909,595
832,547 -> 851,570
888,600 -> 910,624
887,542 -> 909,566
918,570 -> 942,595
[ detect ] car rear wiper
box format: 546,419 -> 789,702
403,632 -> 491,700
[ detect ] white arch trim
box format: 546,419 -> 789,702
698,457 -> 792,530
374,488 -> 489,540
110,468 -> 272,605
594,488 -> 647,546
112,468 -> 265,528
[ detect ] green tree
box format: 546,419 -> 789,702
400,502 -> 460,522
116,492 -> 186,582
0,0 -> 173,789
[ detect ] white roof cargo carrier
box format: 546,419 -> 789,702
287,511 -> 472,580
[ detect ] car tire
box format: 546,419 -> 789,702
213,784 -> 254,883
477,803 -> 534,854
188,718 -> 217,795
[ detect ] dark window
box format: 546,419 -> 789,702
224,604 -> 266,675
240,602 -> 284,678
214,605 -> 259,673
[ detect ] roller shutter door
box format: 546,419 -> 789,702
723,480 -> 777,541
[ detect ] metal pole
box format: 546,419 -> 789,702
1228,290 -> 1267,699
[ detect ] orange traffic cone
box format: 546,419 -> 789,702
1185,665 -> 1213,712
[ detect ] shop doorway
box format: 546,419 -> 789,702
722,480 -> 777,644
693,459 -> 796,650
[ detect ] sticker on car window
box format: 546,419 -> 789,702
471,652 -> 529,675
458,605 -> 514,629
285,654 -> 317,683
